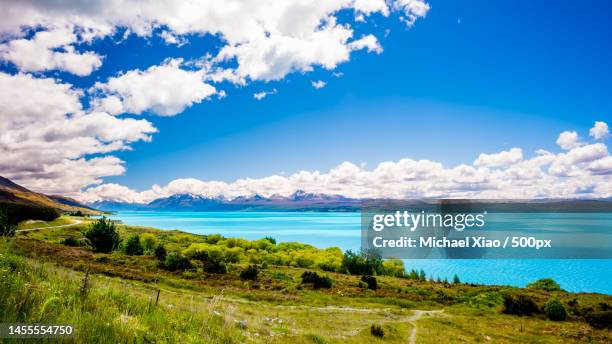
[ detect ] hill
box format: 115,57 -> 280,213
0,176 -> 98,214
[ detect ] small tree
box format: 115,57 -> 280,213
84,217 -> 120,253
545,298 -> 567,321
162,253 -> 192,271
124,234 -> 144,255
0,207 -> 16,237
453,274 -> 461,284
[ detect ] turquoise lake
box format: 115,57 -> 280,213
109,211 -> 612,294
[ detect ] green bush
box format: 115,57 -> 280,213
585,310 -> 612,329
240,265 -> 259,281
361,275 -> 378,290
124,234 -> 144,256
61,237 -> 82,247
453,274 -> 461,284
154,244 -> 167,261
84,217 -> 121,253
502,293 -> 540,316
544,298 -> 567,321
526,278 -> 562,292
301,271 -> 332,289
370,324 -> 384,338
162,253 -> 192,272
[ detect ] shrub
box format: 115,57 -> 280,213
370,324 -> 384,338
140,233 -> 158,254
61,237 -> 82,247
361,275 -> 378,290
380,259 -> 405,277
544,298 -> 567,321
502,293 -> 540,316
240,265 -> 259,281
453,274 -> 461,284
301,271 -> 332,289
123,234 -> 144,256
585,310 -> 612,329
162,253 -> 192,271
154,244 -> 167,261
526,278 -> 562,292
341,249 -> 382,276
84,217 -> 121,253
263,236 -> 276,245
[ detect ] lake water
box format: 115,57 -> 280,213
109,211 -> 612,294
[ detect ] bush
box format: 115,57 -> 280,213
154,244 -> 167,261
301,271 -> 332,289
123,234 -> 144,256
84,217 -> 121,253
585,310 -> 612,329
544,298 -> 567,321
370,324 -> 384,338
240,265 -> 259,281
453,274 -> 461,284
502,293 -> 540,316
61,237 -> 82,247
361,275 -> 378,290
140,233 -> 158,254
162,253 -> 192,271
341,249 -> 382,276
526,278 -> 562,292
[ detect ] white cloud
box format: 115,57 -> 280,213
253,88 -> 277,100
0,27 -> 102,76
92,58 -> 216,116
79,126 -> 612,203
349,34 -> 383,53
556,130 -> 583,150
474,148 -> 523,167
590,121 -> 610,141
312,80 -> 327,89
0,0 -> 430,83
0,72 -> 157,194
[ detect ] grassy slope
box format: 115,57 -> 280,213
1,217 -> 610,343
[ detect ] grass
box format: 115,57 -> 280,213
1,217 -> 610,343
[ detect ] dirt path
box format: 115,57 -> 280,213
16,219 -> 82,232
406,310 -> 444,344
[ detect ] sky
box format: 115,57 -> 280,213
0,0 -> 611,202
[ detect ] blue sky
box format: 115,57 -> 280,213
1,0 -> 610,200
96,0 -> 612,189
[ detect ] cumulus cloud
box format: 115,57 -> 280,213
92,58 -> 216,116
79,122 -> 612,203
311,80 -> 327,89
556,131 -> 583,150
0,0 -> 429,83
590,121 -> 610,141
0,27 -> 103,76
474,148 -> 523,167
0,72 -> 157,194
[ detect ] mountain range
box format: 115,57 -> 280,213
91,190 -> 361,212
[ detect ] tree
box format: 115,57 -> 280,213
453,274 -> 461,284
162,253 -> 192,271
124,234 -> 144,255
0,207 -> 16,237
341,249 -> 382,275
84,217 -> 121,253
545,298 -> 567,321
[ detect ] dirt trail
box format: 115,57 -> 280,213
406,310 -> 444,344
16,219 -> 82,232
